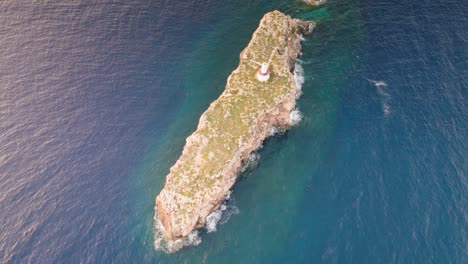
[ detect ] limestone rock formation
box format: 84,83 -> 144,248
155,10 -> 314,244
303,0 -> 328,6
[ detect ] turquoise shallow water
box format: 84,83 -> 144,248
0,0 -> 466,263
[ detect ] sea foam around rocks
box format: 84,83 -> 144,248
205,195 -> 240,233
154,191 -> 238,253
153,218 -> 201,253
294,62 -> 305,99
291,62 -> 305,125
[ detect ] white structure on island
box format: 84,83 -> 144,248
248,46 -> 280,82
256,62 -> 270,82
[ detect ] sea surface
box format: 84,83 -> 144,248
0,0 -> 466,263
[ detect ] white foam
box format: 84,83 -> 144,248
153,217 -> 202,253
373,81 -> 390,97
369,80 -> 387,88
368,79 -> 391,116
294,63 -> 305,99
220,205 -> 240,225
204,190 -> 239,233
241,152 -> 260,173
268,126 -> 280,136
268,126 -> 288,137
290,109 -> 303,125
205,209 -> 223,233
249,152 -> 260,162
154,191 -> 238,253
225,191 -> 232,201
382,103 -> 391,116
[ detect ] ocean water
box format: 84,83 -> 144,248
0,0 -> 466,263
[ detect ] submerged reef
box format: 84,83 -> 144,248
155,10 -> 314,250
303,0 -> 328,6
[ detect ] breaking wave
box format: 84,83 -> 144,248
369,79 -> 391,116
206,199 -> 240,232
290,109 -> 303,125
205,207 -> 223,233
294,62 -> 305,99
154,191 -> 238,253
289,61 -> 306,126
268,126 -> 280,136
153,217 -> 202,253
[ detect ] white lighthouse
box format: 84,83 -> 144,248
256,62 -> 270,82
247,46 -> 280,82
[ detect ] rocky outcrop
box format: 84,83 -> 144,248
155,11 -> 314,244
303,0 -> 328,6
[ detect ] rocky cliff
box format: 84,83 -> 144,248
155,10 -> 314,246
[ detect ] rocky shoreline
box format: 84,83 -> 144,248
155,10 -> 314,251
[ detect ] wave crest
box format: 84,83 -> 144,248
368,79 -> 391,116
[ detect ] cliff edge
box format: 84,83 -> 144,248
155,10 -> 314,246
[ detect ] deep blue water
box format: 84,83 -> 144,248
0,0 -> 466,263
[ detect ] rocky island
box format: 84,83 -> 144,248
155,10 -> 314,250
